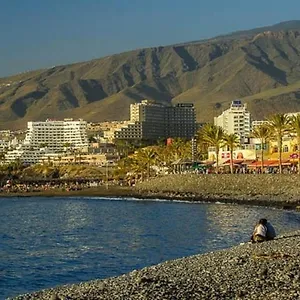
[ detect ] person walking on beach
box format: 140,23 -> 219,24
251,218 -> 276,243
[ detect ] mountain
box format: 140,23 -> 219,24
2,20 -> 300,130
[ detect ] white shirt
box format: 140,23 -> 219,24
254,224 -> 267,237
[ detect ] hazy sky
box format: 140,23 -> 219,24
1,0 -> 300,77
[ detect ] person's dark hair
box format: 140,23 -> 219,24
259,218 -> 267,225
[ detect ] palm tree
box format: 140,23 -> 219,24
168,138 -> 189,161
195,128 -> 210,161
267,113 -> 291,174
251,124 -> 271,170
0,152 -> 5,165
289,114 -> 300,174
63,142 -> 72,153
223,133 -> 240,174
200,124 -> 224,173
135,147 -> 157,179
114,139 -> 135,158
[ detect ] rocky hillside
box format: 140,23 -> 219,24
2,21 -> 300,129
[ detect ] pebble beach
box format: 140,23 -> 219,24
135,174 -> 300,209
7,174 -> 300,299
10,231 -> 300,300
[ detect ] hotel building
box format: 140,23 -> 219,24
5,119 -> 88,164
114,100 -> 196,140
214,100 -> 251,140
23,118 -> 88,151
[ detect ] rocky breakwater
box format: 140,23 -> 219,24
134,174 -> 300,209
11,230 -> 300,299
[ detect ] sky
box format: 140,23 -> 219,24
1,0 -> 300,77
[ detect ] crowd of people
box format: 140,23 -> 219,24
0,179 -> 106,193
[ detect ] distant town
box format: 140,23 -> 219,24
0,99 -> 299,176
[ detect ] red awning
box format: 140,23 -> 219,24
268,160 -> 291,167
248,160 -> 291,167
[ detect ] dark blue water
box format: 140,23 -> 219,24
1,197 -> 300,299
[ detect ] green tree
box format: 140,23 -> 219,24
40,143 -> 48,148
63,142 -> 73,153
290,114 -> 300,174
200,124 -> 224,173
134,147 -> 157,179
114,139 -> 135,158
251,124 -> 271,170
168,138 -> 190,161
0,152 -> 5,164
195,128 -> 209,161
223,133 -> 240,174
88,135 -> 97,143
267,113 -> 291,174
115,157 -> 133,177
153,145 -> 172,170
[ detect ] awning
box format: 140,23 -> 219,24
222,159 -> 244,165
200,160 -> 215,166
248,160 -> 291,167
268,160 -> 291,167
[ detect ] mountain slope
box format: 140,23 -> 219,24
2,21 -> 300,129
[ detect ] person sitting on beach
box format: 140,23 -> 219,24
265,219 -> 276,240
251,218 -> 267,243
251,218 -> 276,243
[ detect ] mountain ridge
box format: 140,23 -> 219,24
2,21 -> 300,130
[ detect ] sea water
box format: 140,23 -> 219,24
1,196 -> 300,299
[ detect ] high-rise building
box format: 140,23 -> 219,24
5,119 -> 88,164
114,100 -> 196,140
166,103 -> 196,138
214,100 -> 251,139
23,118 -> 88,151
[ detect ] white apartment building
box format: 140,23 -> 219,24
252,112 -> 300,130
23,118 -> 88,151
251,120 -> 269,128
214,100 -> 251,139
5,119 -> 88,164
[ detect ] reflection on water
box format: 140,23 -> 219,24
60,201 -> 91,231
1,197 -> 300,299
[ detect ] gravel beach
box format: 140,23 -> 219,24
10,231 -> 300,300
6,174 -> 300,299
135,174 -> 300,209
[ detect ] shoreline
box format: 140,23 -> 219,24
1,186 -> 299,210
1,175 -> 300,210
11,230 -> 300,299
